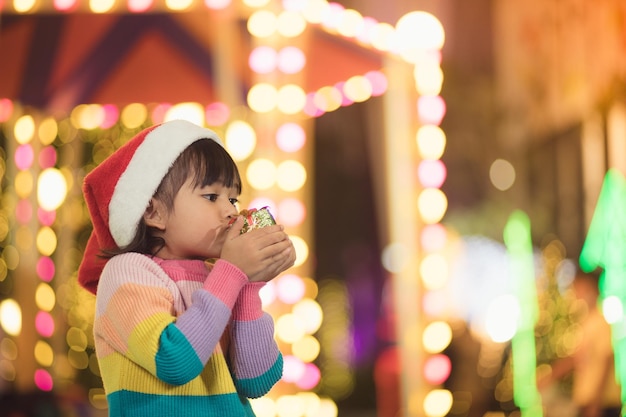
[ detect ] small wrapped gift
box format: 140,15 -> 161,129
238,207 -> 276,234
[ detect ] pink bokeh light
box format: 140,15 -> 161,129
37,257 -> 56,282
35,311 -> 55,338
38,208 -> 56,226
205,102 -> 230,126
420,223 -> 447,253
0,98 -> 14,122
34,369 -> 54,391
15,200 -> 32,225
296,363 -> 321,390
14,144 -> 34,171
423,354 -> 451,385
38,146 -> 57,169
276,122 -> 306,153
418,159 -> 447,188
277,274 -> 305,304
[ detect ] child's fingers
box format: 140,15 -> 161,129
227,216 -> 244,238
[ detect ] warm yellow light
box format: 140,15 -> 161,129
34,340 -> 54,367
15,171 -> 34,199
38,168 -> 68,211
67,327 -> 89,351
225,120 -> 256,161
248,83 -> 278,113
290,235 -> 308,267
15,226 -> 33,252
276,313 -> 306,344
35,283 -> 56,312
250,397 -> 276,417
277,160 -> 306,192
36,226 -> 57,257
38,118 -> 58,145
416,125 -> 446,159
297,392 -> 323,416
277,85 -> 306,115
246,159 -> 276,190
337,9 -> 364,38
417,188 -> 447,224
120,103 -> 148,129
419,253 -> 448,290
242,0 -> 269,6
314,86 -> 342,113
414,62 -> 444,96
164,102 -> 205,126
395,11 -> 445,63
423,389 -> 453,417
292,335 -> 320,363
247,10 -> 277,38
422,321 -> 453,354
276,395 -> 308,417
277,11 -> 306,38
14,115 -> 35,144
301,0 -> 328,24
343,75 -> 372,103
0,299 -> 22,336
13,0 -> 36,13
165,0 -> 193,11
292,298 -> 323,334
370,22 -> 395,51
90,0 -> 116,13
315,399 -> 338,417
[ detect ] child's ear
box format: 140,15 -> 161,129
144,199 -> 166,230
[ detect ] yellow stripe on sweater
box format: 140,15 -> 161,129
98,350 -> 237,396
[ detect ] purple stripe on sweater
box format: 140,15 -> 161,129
175,290 -> 232,362
229,314 -> 280,379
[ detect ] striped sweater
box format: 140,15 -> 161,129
93,253 -> 283,417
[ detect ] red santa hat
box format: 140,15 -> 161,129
77,119 -> 223,294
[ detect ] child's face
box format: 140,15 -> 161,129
154,176 -> 239,260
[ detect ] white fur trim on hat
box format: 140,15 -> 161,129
108,120 -> 222,247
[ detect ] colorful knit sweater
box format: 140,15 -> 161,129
93,253 -> 283,417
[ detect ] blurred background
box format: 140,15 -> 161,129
1,0 -> 625,416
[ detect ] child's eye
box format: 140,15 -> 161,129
203,194 -> 219,202
229,198 -> 239,206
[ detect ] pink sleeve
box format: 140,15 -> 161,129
232,282 -> 265,321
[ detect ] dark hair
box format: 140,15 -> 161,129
103,139 -> 241,257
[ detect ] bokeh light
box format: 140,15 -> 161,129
249,46 -> 277,74
276,274 -> 306,304
422,321 -> 453,354
277,198 -> 306,227
248,83 -> 278,113
277,46 -> 306,74
246,159 -> 277,190
276,123 -> 306,153
417,188 -> 447,224
34,369 -> 53,391
485,294 -> 520,343
489,158 -> 516,191
37,168 -> 68,211
225,120 -> 256,161
247,10 -> 277,38
423,389 -> 453,417
0,299 -> 22,336
277,160 -> 307,191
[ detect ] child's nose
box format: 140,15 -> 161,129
225,203 -> 238,218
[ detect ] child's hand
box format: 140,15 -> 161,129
221,217 -> 296,282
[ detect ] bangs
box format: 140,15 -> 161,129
186,140 -> 242,193
155,139 -> 242,210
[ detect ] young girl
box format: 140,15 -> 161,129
77,119 -> 296,417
